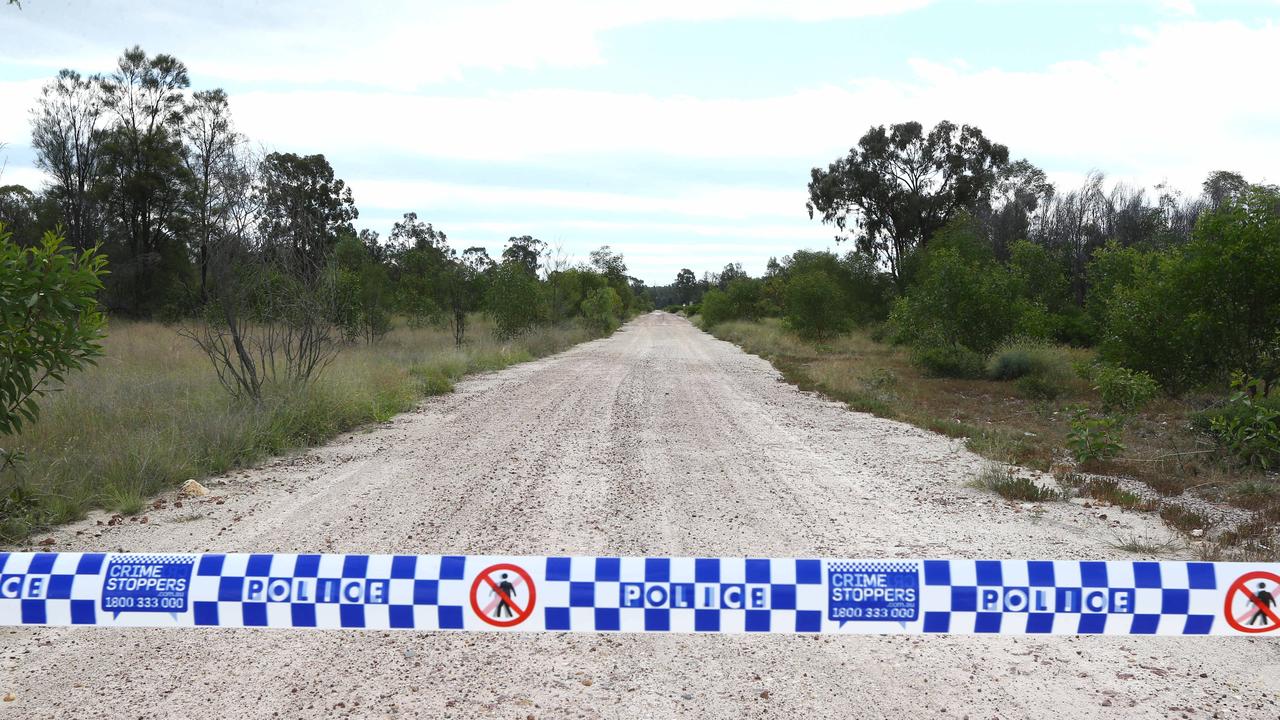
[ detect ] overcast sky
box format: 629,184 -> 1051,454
1,1 -> 1278,284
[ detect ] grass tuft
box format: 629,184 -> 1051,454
1106,532 -> 1183,555
972,462 -> 1061,502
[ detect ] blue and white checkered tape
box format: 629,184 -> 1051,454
2,553 -> 1277,635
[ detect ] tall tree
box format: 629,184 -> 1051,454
183,88 -> 241,300
99,46 -> 193,312
440,246 -> 493,346
717,262 -> 747,290
256,152 -> 357,272
981,159 -> 1053,260
389,211 -> 447,255
807,120 -> 1009,286
0,184 -> 57,247
388,212 -> 450,324
674,267 -> 697,303
1202,170 -> 1249,211
29,69 -> 105,250
1038,172 -> 1108,305
501,235 -> 545,277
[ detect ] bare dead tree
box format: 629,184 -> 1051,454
180,148 -> 341,401
181,239 -> 341,401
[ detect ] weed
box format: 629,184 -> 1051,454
1159,504 -> 1212,534
1082,477 -> 1146,509
928,421 -> 974,443
913,345 -> 985,379
1206,374 -> 1280,469
1226,480 -> 1280,511
1106,532 -> 1183,555
987,338 -> 1075,400
1093,364 -> 1159,413
1066,406 -> 1125,463
973,463 -> 1061,502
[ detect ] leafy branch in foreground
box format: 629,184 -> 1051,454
0,223 -> 108,467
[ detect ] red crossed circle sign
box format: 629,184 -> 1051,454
469,563 -> 537,627
1224,570 -> 1280,634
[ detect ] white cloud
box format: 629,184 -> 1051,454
1160,0 -> 1197,17
0,79 -> 43,144
0,164 -> 46,190
349,178 -> 811,221
0,0 -> 929,90
216,18 -> 1280,194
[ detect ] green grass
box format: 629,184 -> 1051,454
0,317 -> 601,541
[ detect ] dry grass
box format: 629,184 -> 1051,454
0,317 -> 600,540
709,318 -> 1279,558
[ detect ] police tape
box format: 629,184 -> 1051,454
2,552 -> 1278,635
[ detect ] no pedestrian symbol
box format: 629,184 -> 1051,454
469,563 -> 537,628
1223,570 -> 1280,634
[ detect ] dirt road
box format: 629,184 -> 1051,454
3,313 -> 1276,718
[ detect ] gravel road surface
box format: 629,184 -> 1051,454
3,313 -> 1276,718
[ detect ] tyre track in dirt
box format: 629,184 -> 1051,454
2,312 -> 1276,719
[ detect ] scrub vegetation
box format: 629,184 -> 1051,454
0,47 -> 649,540
650,120 -> 1280,560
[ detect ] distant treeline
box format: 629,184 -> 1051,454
0,46 -> 651,337
661,121 -> 1279,398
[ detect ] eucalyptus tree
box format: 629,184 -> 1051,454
807,120 -> 1009,287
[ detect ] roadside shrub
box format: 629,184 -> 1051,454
783,271 -> 849,340
1207,374 -> 1280,469
1066,406 -> 1125,463
580,287 -> 623,333
889,218 -> 1023,355
986,339 -> 1073,399
699,289 -> 734,327
1093,364 -> 1159,413
1083,478 -> 1144,509
913,345 -> 984,379
986,338 -> 1055,380
486,262 -> 547,339
1100,187 -> 1280,393
724,278 -> 765,320
0,226 -> 107,465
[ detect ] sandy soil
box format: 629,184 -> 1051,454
2,312 -> 1277,719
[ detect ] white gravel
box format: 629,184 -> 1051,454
2,312 -> 1277,718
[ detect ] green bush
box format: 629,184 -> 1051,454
913,345 -> 985,379
1,225 -> 107,468
1092,364 -> 1159,413
699,288 -> 734,327
1015,371 -> 1067,401
486,262 -> 546,339
580,287 -> 623,333
724,278 -> 765,320
986,338 -> 1061,380
889,218 -> 1024,355
986,338 -> 1073,399
1066,407 -> 1125,463
1100,187 -> 1280,392
1207,374 -> 1280,469
783,271 -> 849,339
